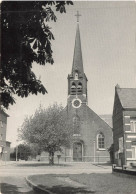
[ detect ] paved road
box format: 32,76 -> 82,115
0,161 -> 112,176
0,176 -> 36,193
0,162 -> 112,193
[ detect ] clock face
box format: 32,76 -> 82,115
74,100 -> 80,107
72,99 -> 82,108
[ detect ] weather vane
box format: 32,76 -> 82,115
75,11 -> 81,23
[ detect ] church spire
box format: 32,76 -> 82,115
72,13 -> 84,75
68,12 -> 87,103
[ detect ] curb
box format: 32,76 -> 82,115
26,175 -> 95,194
26,176 -> 54,194
112,171 -> 136,179
112,167 -> 136,178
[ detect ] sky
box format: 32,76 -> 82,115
6,1 -> 136,147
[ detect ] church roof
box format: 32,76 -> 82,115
72,23 -> 84,75
116,87 -> 136,109
99,114 -> 112,128
86,106 -> 112,129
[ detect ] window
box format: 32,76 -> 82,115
97,133 -> 105,149
0,121 -> 3,128
73,116 -> 80,125
71,82 -> 76,89
77,82 -> 82,94
77,83 -> 82,89
71,82 -> 76,95
73,116 -> 80,134
132,141 -> 136,158
130,118 -> 136,132
0,134 -> 3,140
132,146 -> 136,158
74,73 -> 78,80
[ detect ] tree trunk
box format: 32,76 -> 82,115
49,152 -> 54,165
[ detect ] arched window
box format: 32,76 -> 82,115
77,82 -> 82,94
74,72 -> 78,80
73,116 -> 80,134
71,82 -> 76,89
71,82 -> 76,95
77,82 -> 82,89
97,133 -> 105,149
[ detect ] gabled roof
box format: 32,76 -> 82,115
86,106 -> 112,130
0,108 -> 9,117
72,24 -> 84,75
116,88 -> 136,109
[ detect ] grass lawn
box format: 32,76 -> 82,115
28,173 -> 136,194
69,173 -> 136,193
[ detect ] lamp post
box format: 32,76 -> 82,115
0,146 -> 4,161
16,145 -> 18,162
3,151 -> 7,165
93,140 -> 95,163
97,150 -> 100,164
16,128 -> 20,162
0,146 -> 2,159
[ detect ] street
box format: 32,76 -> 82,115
0,161 -> 112,193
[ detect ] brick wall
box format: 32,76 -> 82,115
113,90 -> 136,166
65,102 -> 112,162
113,92 -> 124,165
123,110 -> 136,166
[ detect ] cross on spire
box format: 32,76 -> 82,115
75,11 -> 81,23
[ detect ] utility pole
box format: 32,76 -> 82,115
16,128 -> 20,162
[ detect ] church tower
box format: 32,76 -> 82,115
67,23 -> 88,108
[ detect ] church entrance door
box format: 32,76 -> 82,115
73,142 -> 82,161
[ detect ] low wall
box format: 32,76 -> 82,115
112,165 -> 136,178
40,155 -> 110,163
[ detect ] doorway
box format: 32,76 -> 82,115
73,142 -> 82,161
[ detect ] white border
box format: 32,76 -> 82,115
72,98 -> 82,109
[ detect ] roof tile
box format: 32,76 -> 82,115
117,88 -> 136,109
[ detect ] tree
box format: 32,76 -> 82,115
17,144 -> 31,160
19,104 -> 72,165
10,143 -> 31,161
1,1 -> 73,109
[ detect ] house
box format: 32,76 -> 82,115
113,85 -> 136,167
0,109 -> 11,161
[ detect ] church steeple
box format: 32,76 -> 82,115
72,23 -> 84,75
67,12 -> 88,105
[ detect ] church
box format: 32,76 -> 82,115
60,20 -> 113,163
41,18 -> 113,163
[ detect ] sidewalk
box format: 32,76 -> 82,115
0,161 -> 16,166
